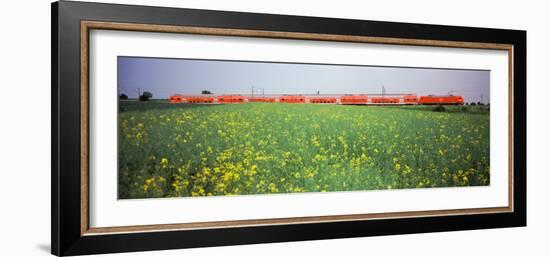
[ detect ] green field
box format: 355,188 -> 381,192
118,101 -> 490,199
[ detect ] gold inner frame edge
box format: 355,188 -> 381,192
80,20 -> 515,236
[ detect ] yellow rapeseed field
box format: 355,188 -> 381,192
118,102 -> 490,199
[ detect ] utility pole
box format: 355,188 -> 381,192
382,85 -> 386,98
480,93 -> 484,103
251,85 -> 254,99
137,88 -> 141,98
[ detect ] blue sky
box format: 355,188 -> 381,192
118,56 -> 490,103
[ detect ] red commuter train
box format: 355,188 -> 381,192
168,93 -> 464,105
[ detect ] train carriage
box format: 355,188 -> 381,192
187,96 -> 215,104
249,97 -> 276,103
279,95 -> 306,103
371,97 -> 400,104
340,95 -> 369,105
169,94 -> 184,103
218,95 -> 245,103
403,94 -> 419,105
309,97 -> 337,104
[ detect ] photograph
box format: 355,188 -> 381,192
117,56 -> 491,199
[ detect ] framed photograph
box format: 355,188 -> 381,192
52,1 -> 526,256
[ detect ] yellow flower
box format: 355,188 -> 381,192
394,163 -> 401,171
403,165 -> 412,174
142,177 -> 155,192
268,183 -> 279,193
160,158 -> 169,168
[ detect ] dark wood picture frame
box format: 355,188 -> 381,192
52,1 -> 526,256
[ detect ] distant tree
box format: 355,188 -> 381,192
140,91 -> 153,101
119,93 -> 128,100
201,90 -> 212,95
433,105 -> 446,112
477,102 -> 484,106
470,102 -> 477,106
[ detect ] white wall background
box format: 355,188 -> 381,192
0,0 -> 547,256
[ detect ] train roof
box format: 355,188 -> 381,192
422,95 -> 461,97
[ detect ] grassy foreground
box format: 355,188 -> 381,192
118,102 -> 490,199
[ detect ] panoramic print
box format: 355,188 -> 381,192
117,56 -> 490,199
